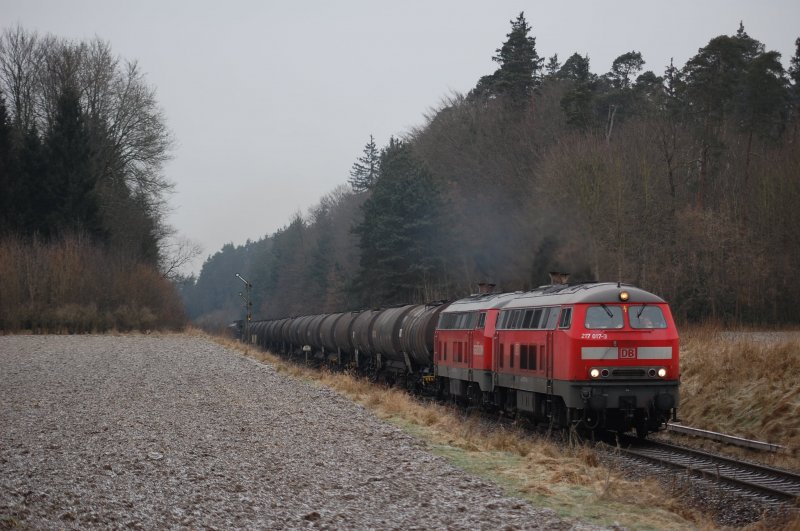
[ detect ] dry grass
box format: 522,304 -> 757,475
213,335 -> 711,530
676,325 -> 800,470
0,235 -> 186,333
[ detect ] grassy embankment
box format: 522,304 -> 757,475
672,326 -> 800,471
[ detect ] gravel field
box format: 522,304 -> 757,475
0,334 -> 602,529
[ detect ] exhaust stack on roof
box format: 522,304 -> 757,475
548,272 -> 570,285
477,282 -> 496,294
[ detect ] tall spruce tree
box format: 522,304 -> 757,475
472,12 -> 543,105
10,126 -> 46,236
354,139 -> 447,305
43,85 -> 104,239
348,135 -> 380,192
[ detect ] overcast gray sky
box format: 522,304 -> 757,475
3,1 -> 799,275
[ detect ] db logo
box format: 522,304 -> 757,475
620,348 -> 637,359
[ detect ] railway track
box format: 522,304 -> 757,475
665,422 -> 784,452
617,438 -> 800,505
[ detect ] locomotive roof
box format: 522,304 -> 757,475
444,282 -> 665,313
442,291 -> 521,313
504,282 -> 666,308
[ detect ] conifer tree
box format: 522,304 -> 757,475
545,54 -> 560,78
789,37 -> 800,140
355,139 -> 447,305
790,37 -> 800,88
348,135 -> 380,192
608,51 -> 644,89
0,92 -> 12,233
43,85 -> 104,239
471,12 -> 543,105
558,54 -> 595,129
557,53 -> 591,82
683,25 -> 787,137
12,126 -> 46,235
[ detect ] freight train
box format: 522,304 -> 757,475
247,276 -> 679,437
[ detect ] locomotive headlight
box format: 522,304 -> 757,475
619,290 -> 630,301
590,368 -> 601,379
657,367 -> 667,378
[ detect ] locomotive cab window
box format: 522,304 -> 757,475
629,306 -> 668,329
477,312 -> 486,329
584,305 -> 623,329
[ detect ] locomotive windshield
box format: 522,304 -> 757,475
584,305 -> 624,329
629,305 -> 668,329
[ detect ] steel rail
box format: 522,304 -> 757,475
618,439 -> 800,503
666,422 -> 784,452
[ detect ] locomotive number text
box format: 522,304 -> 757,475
580,333 -> 608,340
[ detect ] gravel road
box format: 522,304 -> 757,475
0,334 -> 601,529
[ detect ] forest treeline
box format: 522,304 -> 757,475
0,27 -> 186,331
183,14 -> 800,328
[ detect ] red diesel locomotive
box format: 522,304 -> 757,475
435,281 -> 679,435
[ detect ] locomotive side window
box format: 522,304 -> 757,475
531,308 -> 543,328
498,306 -> 561,329
629,306 -> 668,329
439,311 -> 482,330
537,308 -> 548,328
497,311 -> 507,329
558,308 -> 572,329
504,310 -> 515,329
584,305 -> 624,329
545,308 -> 560,329
477,312 -> 486,329
522,309 -> 535,329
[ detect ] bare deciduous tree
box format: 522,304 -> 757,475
159,235 -> 203,281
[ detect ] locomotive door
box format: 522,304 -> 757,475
467,330 -> 473,367
545,330 -> 554,419
467,330 -> 473,383
492,332 -> 500,386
